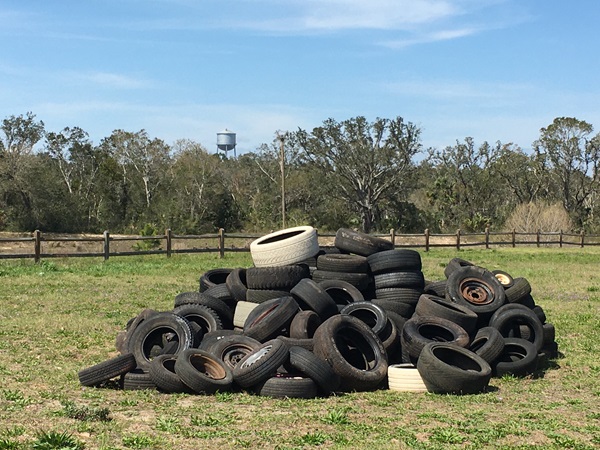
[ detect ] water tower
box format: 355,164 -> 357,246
217,129 -> 237,158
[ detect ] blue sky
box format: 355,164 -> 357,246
1,0 -> 598,154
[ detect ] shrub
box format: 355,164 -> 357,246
503,201 -> 572,233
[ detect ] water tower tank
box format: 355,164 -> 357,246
217,129 -> 236,157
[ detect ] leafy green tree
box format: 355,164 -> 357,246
296,116 -> 422,233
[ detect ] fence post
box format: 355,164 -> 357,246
218,228 -> 225,259
424,228 -> 430,252
512,229 -> 516,248
456,229 -> 461,251
581,230 -> 585,248
103,231 -> 110,260
34,230 -> 41,263
559,230 -> 563,248
165,228 -> 172,258
485,226 -> 490,249
536,229 -> 541,248
390,229 -> 396,248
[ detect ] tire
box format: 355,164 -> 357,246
334,228 -> 394,256
417,343 -> 492,394
446,266 -> 506,319
371,298 -> 415,319
177,293 -> 233,327
468,327 -> 505,364
374,288 -> 422,304
290,278 -> 338,320
373,271 -> 425,290
312,270 -> 371,291
255,375 -> 318,398
232,339 -> 290,388
246,289 -> 291,304
415,294 -> 478,336
542,322 -> 556,345
312,315 -> 388,392
340,301 -> 389,337
288,346 -> 340,395
505,277 -> 532,303
226,268 -> 248,302
122,369 -> 156,390
367,249 -> 422,274
489,306 -> 544,352
532,305 -> 547,324
120,308 -> 159,355
148,354 -> 193,394
203,284 -> 236,310
492,270 -> 515,289
172,304 -> 223,343
204,334 -> 262,370
243,296 -> 300,342
233,301 -> 259,329
316,254 -> 369,273
173,291 -> 213,308
423,280 -> 447,298
387,363 -> 428,392
289,310 -> 322,339
78,353 -> 137,387
380,318 -> 401,361
175,349 -> 233,394
401,315 -> 470,364
493,338 -> 538,377
127,313 -> 194,371
199,268 -> 233,292
250,226 -> 319,267
318,279 -> 365,305
246,265 -> 310,290
444,257 -> 475,279
277,336 -> 314,351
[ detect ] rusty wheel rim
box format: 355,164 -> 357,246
459,277 -> 495,305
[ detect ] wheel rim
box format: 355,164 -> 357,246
459,277 -> 495,305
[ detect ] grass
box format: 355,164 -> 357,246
0,248 -> 599,449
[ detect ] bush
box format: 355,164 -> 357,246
503,202 -> 572,233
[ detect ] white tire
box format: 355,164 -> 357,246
250,226 -> 319,267
387,363 -> 428,392
233,301 -> 260,328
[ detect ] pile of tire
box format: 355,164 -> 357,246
78,226 -> 559,397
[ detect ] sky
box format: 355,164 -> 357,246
1,0 -> 599,155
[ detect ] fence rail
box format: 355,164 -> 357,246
0,227 -> 598,263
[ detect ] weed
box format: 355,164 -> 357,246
32,430 -> 84,450
295,431 -> 328,446
122,434 -> 158,448
0,439 -> 20,450
155,416 -> 179,433
321,407 -> 350,425
60,400 -> 111,422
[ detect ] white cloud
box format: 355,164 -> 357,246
63,71 -> 153,89
381,27 -> 478,48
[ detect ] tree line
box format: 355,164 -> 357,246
1,112 -> 599,235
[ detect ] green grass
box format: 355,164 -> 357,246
0,249 -> 599,449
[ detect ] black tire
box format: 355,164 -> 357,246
203,284 -> 236,310
246,289 -> 291,304
542,322 -> 556,345
177,293 -> 233,328
175,349 -> 233,394
334,228 -> 394,256
289,310 -> 322,339
417,343 -> 492,394
318,279 -> 365,305
423,280 -> 447,298
312,270 -> 371,291
532,305 -> 547,324
120,309 -> 159,355
226,268 -> 248,303
367,249 -> 422,273
127,313 -> 194,371
288,346 -> 340,395
199,268 -> 233,292
78,353 -> 137,387
468,327 -> 505,364
204,334 -> 262,370
172,304 -> 223,343
371,298 -> 415,319
173,291 -> 214,308
415,294 -> 478,336
290,278 -> 338,320
232,339 -> 290,388
148,354 -> 193,394
492,270 -> 515,289
373,271 -> 425,290
514,293 -> 536,309
122,369 -> 156,390
255,375 -> 318,398
379,317 -> 401,362
277,336 -> 314,351
505,277 -> 532,303
444,257 -> 475,279
316,254 -> 369,273
340,301 -> 389,337
489,306 -> 544,352
493,338 -> 538,377
243,296 -> 300,343
198,330 -> 241,350
446,266 -> 506,319
401,315 -> 470,364
246,265 -> 310,290
374,288 -> 422,304
312,315 -> 388,392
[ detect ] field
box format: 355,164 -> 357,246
0,248 -> 598,449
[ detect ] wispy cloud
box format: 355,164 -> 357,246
64,71 -> 153,89
381,27 -> 478,48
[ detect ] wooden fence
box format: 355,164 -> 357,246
0,227 -> 599,263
